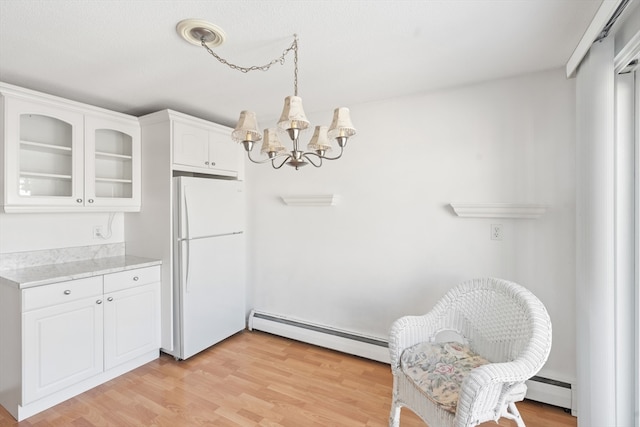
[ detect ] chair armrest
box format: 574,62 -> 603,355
454,360 -> 532,427
388,313 -> 443,370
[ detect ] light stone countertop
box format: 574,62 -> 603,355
0,255 -> 162,289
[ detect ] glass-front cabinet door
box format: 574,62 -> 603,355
84,115 -> 140,210
4,97 -> 85,209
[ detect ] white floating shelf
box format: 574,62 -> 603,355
21,171 -> 72,180
95,151 -> 133,160
450,203 -> 547,219
281,194 -> 339,207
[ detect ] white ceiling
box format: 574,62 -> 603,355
0,0 -> 602,128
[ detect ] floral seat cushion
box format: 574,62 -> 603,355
400,341 -> 490,414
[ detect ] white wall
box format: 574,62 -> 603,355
0,67 -> 577,382
246,68 -> 576,381
0,211 -> 124,253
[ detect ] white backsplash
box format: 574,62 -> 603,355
0,243 -> 125,271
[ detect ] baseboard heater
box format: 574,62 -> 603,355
525,376 -> 575,415
247,309 -> 390,363
247,309 -> 576,415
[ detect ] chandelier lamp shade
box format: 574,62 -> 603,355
176,19 -> 356,170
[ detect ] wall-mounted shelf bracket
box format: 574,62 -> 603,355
281,194 -> 339,207
450,203 -> 547,219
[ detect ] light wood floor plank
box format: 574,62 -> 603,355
0,330 -> 576,426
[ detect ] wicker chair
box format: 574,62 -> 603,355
388,278 -> 552,427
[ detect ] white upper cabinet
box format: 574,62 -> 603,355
1,83 -> 141,212
172,121 -> 210,169
209,126 -> 241,173
172,118 -> 243,177
85,115 -> 140,209
4,97 -> 85,208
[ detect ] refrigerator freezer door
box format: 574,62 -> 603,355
175,177 -> 244,240
177,233 -> 245,360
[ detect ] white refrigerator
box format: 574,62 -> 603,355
172,176 -> 245,360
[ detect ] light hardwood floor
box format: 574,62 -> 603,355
0,330 -> 575,427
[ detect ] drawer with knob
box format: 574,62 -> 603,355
103,266 -> 160,293
22,276 -> 103,311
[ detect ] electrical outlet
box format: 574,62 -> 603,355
491,224 -> 503,241
93,226 -> 103,239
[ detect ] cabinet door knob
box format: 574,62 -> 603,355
205,161 -> 209,165
88,199 -> 94,203
133,276 -> 139,281
63,290 -> 71,295
96,299 -> 103,304
76,198 -> 83,203
107,297 -> 114,302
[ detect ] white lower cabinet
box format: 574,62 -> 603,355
104,282 -> 160,370
0,265 -> 160,421
23,294 -> 104,404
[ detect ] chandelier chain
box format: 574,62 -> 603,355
292,36 -> 298,96
199,35 -> 299,95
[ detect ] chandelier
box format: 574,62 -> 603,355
176,20 -> 356,170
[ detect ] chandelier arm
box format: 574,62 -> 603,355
199,36 -> 297,74
246,149 -> 284,165
301,153 -> 322,168
316,145 -> 345,161
272,155 -> 293,169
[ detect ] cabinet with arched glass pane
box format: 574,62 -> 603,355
85,114 -> 140,209
1,84 -> 140,212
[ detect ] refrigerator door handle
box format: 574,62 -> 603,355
187,231 -> 244,241
185,239 -> 190,292
181,182 -> 191,290
179,239 -> 190,293
183,186 -> 191,240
